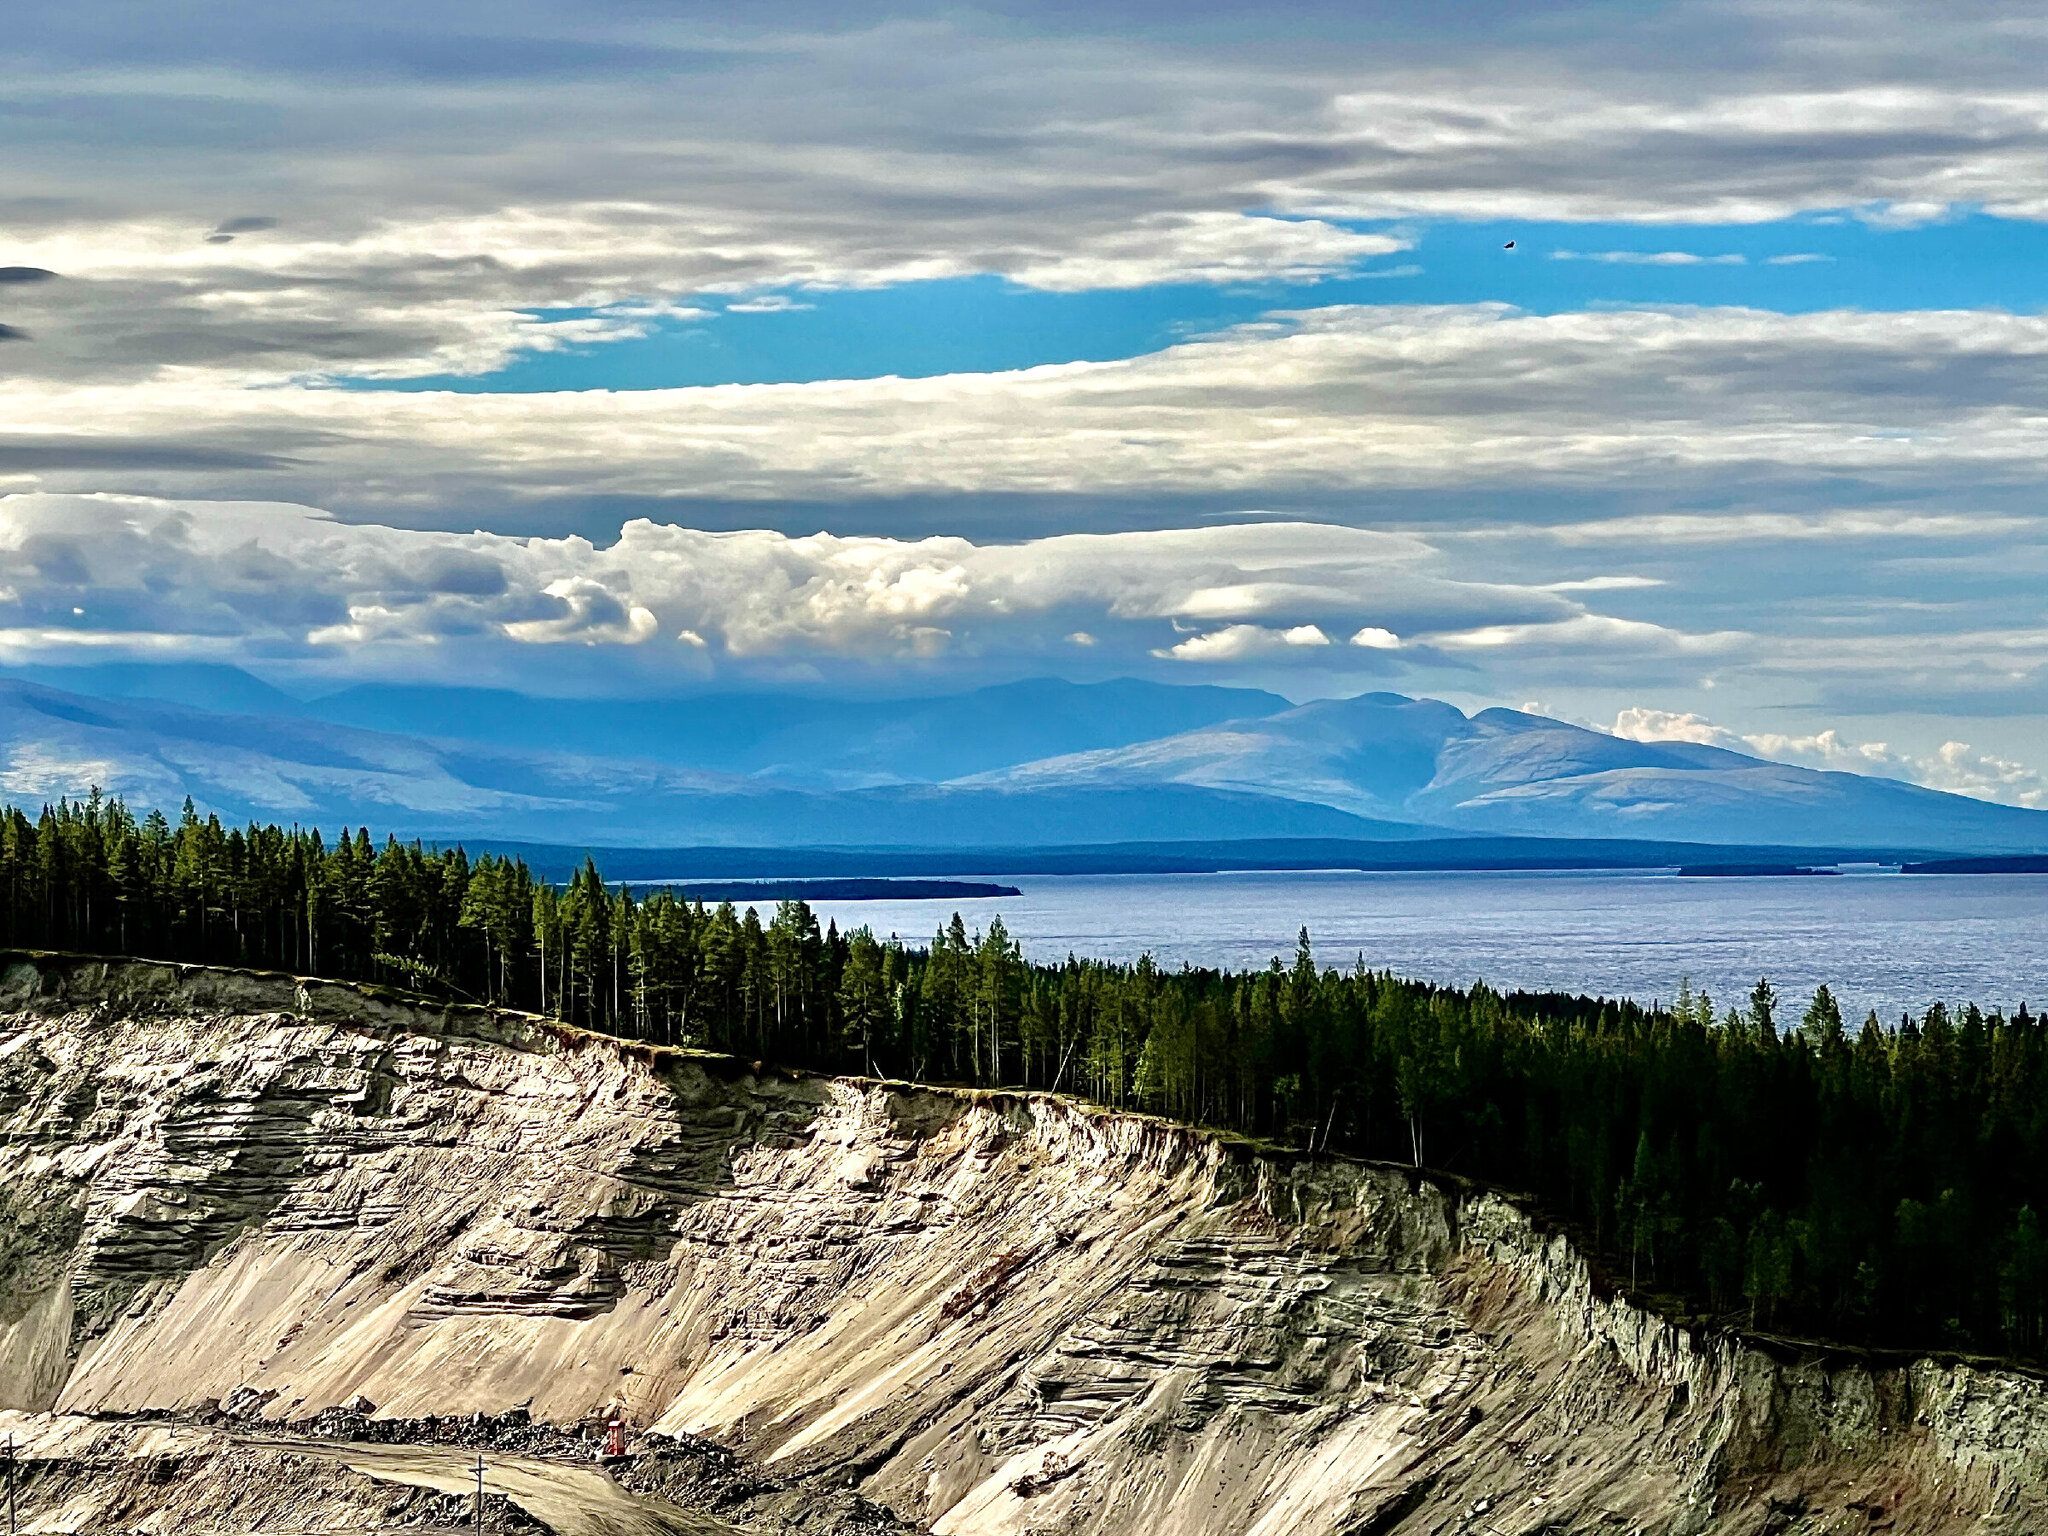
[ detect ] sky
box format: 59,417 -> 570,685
7,0 -> 2048,804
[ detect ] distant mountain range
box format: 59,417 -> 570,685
1,666 -> 2043,858
963,691 -> 2048,851
1,664 -> 1289,785
0,672 -> 1361,846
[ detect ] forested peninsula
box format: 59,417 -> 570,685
6,794 -> 2048,1365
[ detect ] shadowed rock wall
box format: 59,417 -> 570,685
0,950 -> 2041,1535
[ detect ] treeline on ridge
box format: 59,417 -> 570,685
7,793 -> 2048,1364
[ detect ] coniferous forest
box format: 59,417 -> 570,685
7,793 -> 2048,1363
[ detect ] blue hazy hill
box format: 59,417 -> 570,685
0,676 -> 1394,845
301,675 -> 1295,783
3,668 -> 1293,785
968,692 -> 2048,852
0,675 -> 2043,853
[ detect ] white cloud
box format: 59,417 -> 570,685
726,295 -> 816,314
18,304 -> 2048,516
0,495 -> 1598,678
0,209 -> 1404,390
1155,624 -> 1333,662
1008,215 -> 1407,291
8,489 -> 2048,780
1537,575 -> 1666,591
1510,510 -> 2034,545
499,578 -> 661,646
10,5 -> 2048,398
1433,614 -> 1748,655
1612,707 -> 1749,749
1766,253 -> 1835,265
1914,740 -> 2048,807
1613,706 -> 2048,808
1551,250 -> 1746,264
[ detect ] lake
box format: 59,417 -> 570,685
798,868 -> 2048,1024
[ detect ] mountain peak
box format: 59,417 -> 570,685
973,688 -> 2048,852
0,675 -> 2039,853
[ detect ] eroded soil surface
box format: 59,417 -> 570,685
0,954 -> 2042,1535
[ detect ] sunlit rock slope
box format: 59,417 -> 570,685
0,952 -> 2042,1535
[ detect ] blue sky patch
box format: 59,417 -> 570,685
347,212 -> 2048,394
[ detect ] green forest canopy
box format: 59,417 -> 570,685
6,793 -> 2048,1363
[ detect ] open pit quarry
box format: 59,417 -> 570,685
0,952 -> 2044,1536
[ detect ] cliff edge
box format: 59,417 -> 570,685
0,951 -> 2039,1535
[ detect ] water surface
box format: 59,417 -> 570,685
801,869 -> 2048,1023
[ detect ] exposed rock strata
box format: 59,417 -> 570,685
0,1410 -> 703,1536
0,951 -> 2041,1535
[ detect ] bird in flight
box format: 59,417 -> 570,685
1503,240 -> 1516,249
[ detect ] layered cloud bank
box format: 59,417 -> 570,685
9,0 -> 2048,814
6,492 -> 2047,808
0,494 -> 1607,672
11,305 -> 2048,516
10,0 -> 2048,390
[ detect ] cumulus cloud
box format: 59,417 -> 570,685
1614,706 -> 2048,808
1155,624 -> 1333,662
7,491 -> 2046,775
0,495 -> 1638,681
1611,708 -> 1752,750
1912,740 -> 2048,807
498,579 -> 660,647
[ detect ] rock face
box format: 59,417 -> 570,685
0,952 -> 2043,1535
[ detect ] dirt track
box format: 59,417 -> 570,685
242,1439 -> 738,1536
